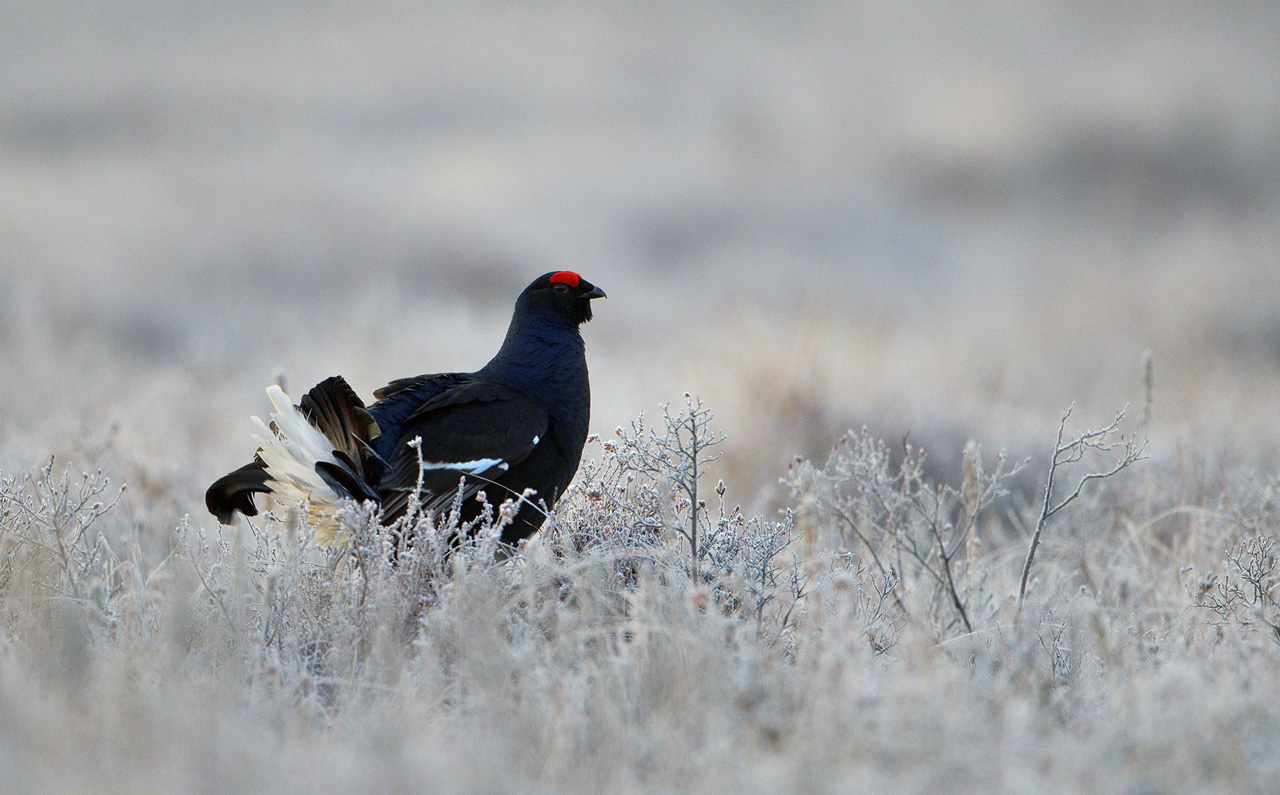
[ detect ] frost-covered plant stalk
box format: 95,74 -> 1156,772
1018,403 -> 1147,611
612,394 -> 725,581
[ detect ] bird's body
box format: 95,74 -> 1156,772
205,272 -> 605,547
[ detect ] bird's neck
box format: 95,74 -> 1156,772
481,308 -> 590,421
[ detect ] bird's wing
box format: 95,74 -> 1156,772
378,380 -> 549,520
374,373 -> 444,401
367,372 -> 471,460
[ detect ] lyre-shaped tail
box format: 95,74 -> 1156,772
205,376 -> 382,546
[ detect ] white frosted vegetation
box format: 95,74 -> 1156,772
1,394 -> 1278,793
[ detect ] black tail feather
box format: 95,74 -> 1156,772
298,376 -> 381,480
316,451 -> 381,502
205,457 -> 271,524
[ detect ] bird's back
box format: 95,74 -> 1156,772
366,372 -> 471,461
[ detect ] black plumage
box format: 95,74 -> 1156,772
205,271 -> 605,546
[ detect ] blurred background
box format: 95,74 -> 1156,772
1,1 -> 1278,516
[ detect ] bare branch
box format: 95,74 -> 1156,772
1018,403 -> 1147,611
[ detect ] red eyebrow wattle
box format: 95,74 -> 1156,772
550,271 -> 580,287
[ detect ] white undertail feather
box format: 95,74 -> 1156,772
249,385 -> 349,547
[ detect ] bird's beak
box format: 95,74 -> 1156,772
584,285 -> 607,300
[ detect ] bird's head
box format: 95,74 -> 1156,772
521,271 -> 607,326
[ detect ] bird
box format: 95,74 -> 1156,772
205,271 -> 605,548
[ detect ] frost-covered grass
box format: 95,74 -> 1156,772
2,389 -> 1280,794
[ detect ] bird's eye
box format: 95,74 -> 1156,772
553,284 -> 569,293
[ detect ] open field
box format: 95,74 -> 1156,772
3,2 -> 1280,792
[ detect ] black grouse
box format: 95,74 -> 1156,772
205,271 -> 605,547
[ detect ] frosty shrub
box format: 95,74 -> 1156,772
1199,533 -> 1280,641
608,394 -> 727,579
172,457 -> 530,705
1197,475 -> 1280,644
549,395 -> 811,646
785,429 -> 1020,636
0,459 -> 128,625
5,397 -> 1280,793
